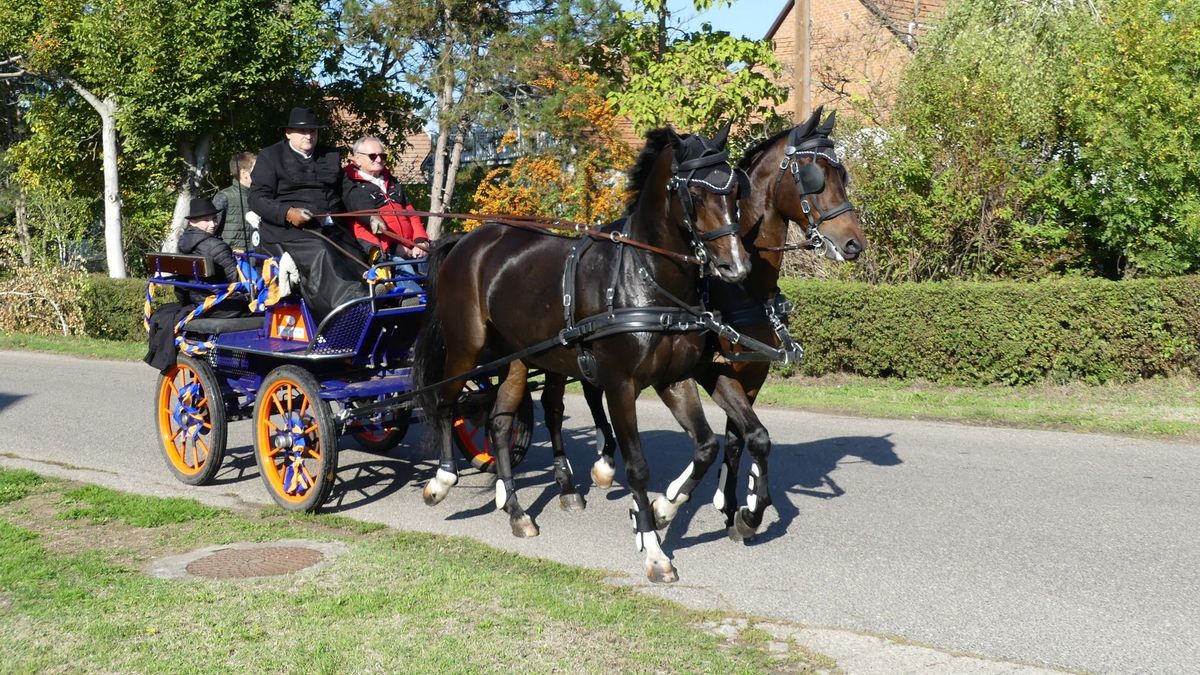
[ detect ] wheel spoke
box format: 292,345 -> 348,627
299,464 -> 317,489
167,378 -> 180,398
272,391 -> 287,416
195,437 -> 210,463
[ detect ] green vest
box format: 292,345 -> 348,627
216,183 -> 252,250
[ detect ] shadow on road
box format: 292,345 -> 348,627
0,392 -> 28,413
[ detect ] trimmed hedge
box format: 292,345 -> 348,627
79,275 -> 151,341
780,276 -> 1200,385
14,271 -> 1200,385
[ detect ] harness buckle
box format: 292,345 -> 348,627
610,231 -> 622,243
693,242 -> 709,266
801,199 -> 811,215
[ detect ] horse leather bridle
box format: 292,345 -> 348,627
769,128 -> 857,254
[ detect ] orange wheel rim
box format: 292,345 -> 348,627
454,417 -> 493,465
256,378 -> 323,503
157,363 -> 211,476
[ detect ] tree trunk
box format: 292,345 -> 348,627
427,115 -> 452,240
98,96 -> 125,277
161,135 -> 213,252
58,76 -> 125,277
15,190 -> 31,266
441,123 -> 467,216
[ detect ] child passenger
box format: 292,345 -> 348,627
176,197 -> 251,318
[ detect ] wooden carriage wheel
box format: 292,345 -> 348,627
252,366 -> 338,512
154,355 -> 227,485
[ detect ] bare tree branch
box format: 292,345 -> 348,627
0,55 -> 27,79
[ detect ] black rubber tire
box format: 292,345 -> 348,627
351,409 -> 412,453
252,365 -> 338,512
453,390 -> 534,473
153,354 -> 227,486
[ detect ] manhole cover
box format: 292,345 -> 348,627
148,540 -> 348,580
186,546 -> 324,579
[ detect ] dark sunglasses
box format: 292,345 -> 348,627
362,152 -> 388,162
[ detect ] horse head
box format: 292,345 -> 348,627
628,124 -> 751,283
741,107 -> 866,262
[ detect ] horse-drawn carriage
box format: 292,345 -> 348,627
146,251 -> 532,512
146,107 -> 865,582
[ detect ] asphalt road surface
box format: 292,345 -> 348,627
1,351 -> 1196,673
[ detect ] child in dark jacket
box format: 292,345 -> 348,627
176,197 -> 251,317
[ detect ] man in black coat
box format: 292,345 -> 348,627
249,107 -> 367,322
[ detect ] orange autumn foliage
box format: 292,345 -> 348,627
469,70 -> 635,231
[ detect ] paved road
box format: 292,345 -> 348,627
1,351 -> 1196,674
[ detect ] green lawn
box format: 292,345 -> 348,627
0,469 -> 831,673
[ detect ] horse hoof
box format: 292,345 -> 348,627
422,481 -> 447,506
646,561 -> 678,584
650,496 -> 676,530
511,516 -> 539,538
734,508 -> 759,540
591,461 -> 615,489
559,493 -> 586,512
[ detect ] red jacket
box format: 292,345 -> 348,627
341,164 -> 429,255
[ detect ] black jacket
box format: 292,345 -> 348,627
248,139 -> 344,244
177,226 -> 241,307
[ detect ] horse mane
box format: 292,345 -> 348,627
624,127 -> 676,215
737,127 -> 793,171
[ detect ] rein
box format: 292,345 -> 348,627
316,208 -> 708,267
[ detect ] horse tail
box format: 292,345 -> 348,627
413,234 -> 465,423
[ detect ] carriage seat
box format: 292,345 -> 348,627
182,316 -> 263,335
145,252 -> 215,278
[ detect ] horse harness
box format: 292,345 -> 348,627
559,146 -> 792,383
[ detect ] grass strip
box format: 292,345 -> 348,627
0,332 -> 144,361
755,374 -> 1200,440
0,470 -> 829,674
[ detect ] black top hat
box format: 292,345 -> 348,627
185,197 -> 219,220
282,107 -> 326,130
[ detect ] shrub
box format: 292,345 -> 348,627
781,276 -> 1200,385
79,275 -> 151,341
0,266 -> 88,335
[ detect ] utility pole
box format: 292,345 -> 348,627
793,0 -> 811,120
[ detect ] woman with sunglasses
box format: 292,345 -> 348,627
342,135 -> 430,262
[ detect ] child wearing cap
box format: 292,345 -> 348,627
176,196 -> 251,317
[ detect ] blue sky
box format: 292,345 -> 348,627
619,0 -> 791,40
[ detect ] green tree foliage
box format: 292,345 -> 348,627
845,0 -> 1200,282
1,0 -> 334,271
841,0 -> 1094,282
611,0 -> 788,150
1063,0 -> 1200,277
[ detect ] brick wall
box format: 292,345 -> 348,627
768,0 -> 945,121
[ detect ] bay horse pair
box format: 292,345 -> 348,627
579,107 -> 865,542
414,111 -> 865,582
414,125 -> 749,582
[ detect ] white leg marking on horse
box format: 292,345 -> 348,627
665,462 -> 694,502
436,468 -> 458,487
713,464 -> 728,511
495,481 -> 508,509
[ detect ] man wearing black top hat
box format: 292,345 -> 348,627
249,107 -> 367,321
175,196 -> 250,317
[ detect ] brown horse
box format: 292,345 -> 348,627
413,126 -> 750,582
585,107 -> 866,539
